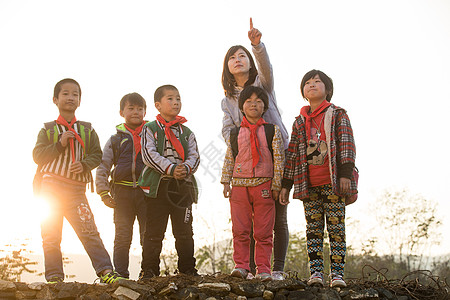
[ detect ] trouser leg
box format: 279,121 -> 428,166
273,200 -> 289,271
229,186 -> 252,272
303,187 -> 325,274
251,181 -> 275,275
323,186 -> 346,276
112,185 -> 135,278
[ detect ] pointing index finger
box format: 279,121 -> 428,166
250,17 -> 253,30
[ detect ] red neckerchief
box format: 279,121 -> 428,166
240,116 -> 267,168
156,114 -> 187,161
300,100 -> 331,140
124,121 -> 146,162
56,115 -> 85,163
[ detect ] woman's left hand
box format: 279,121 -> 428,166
248,17 -> 262,46
340,177 -> 351,194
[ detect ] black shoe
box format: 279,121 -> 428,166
180,268 -> 200,276
138,269 -> 157,282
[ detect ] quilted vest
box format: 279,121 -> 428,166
232,126 -> 273,178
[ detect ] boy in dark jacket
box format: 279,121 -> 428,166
96,92 -> 148,279
33,78 -> 121,284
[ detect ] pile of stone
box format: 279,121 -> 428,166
0,275 -> 445,299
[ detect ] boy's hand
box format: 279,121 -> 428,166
173,165 -> 187,180
248,17 -> 262,46
102,195 -> 116,208
60,131 -> 75,147
340,177 -> 351,194
69,161 -> 84,174
223,183 -> 231,198
272,190 -> 280,201
279,188 -> 290,205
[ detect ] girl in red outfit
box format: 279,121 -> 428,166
221,86 -> 285,282
280,70 -> 357,288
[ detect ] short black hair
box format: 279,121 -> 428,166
54,78 -> 81,99
154,84 -> 178,103
238,86 -> 269,113
120,92 -> 147,111
300,69 -> 334,101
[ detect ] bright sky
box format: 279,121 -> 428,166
1,0 -> 449,280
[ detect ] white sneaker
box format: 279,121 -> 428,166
307,271 -> 324,286
256,272 -> 272,282
330,273 -> 347,288
272,271 -> 286,280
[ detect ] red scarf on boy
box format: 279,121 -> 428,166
156,114 -> 187,161
124,121 -> 146,162
240,116 -> 267,168
300,100 -> 331,140
56,115 -> 85,163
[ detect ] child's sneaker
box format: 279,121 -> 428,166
47,276 -> 63,284
100,271 -> 126,284
330,273 -> 347,288
231,268 -> 249,279
272,271 -> 286,281
256,273 -> 272,282
307,271 -> 324,286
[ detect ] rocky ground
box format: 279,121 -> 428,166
0,273 -> 448,300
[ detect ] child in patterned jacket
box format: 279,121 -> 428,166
280,70 -> 357,288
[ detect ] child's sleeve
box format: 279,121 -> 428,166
336,110 -> 356,178
32,127 -> 64,166
271,125 -> 285,191
252,42 -> 274,93
282,120 -> 300,190
140,126 -> 177,175
183,131 -> 200,175
221,98 -> 242,144
95,137 -> 114,197
80,128 -> 102,172
220,139 -> 234,185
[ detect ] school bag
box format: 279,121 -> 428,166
229,123 -> 275,160
33,121 -> 92,196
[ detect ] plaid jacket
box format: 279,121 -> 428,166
282,104 -> 356,200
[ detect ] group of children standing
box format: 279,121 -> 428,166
32,19 -> 356,288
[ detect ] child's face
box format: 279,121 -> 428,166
120,101 -> 146,128
242,93 -> 265,122
303,74 -> 328,102
227,48 -> 250,77
53,82 -> 80,113
155,89 -> 181,121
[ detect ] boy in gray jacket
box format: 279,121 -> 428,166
138,85 -> 200,280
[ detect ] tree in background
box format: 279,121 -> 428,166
196,238 -> 234,274
373,188 -> 442,272
0,243 -> 40,281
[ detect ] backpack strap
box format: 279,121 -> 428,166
44,121 -> 58,143
230,127 -> 240,160
110,133 -> 122,166
78,121 -> 92,151
230,124 -> 275,160
263,123 -> 275,158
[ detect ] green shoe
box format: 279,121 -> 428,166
100,271 -> 126,284
47,276 -> 64,284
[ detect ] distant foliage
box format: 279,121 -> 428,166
0,244 -> 40,281
372,188 -> 442,272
